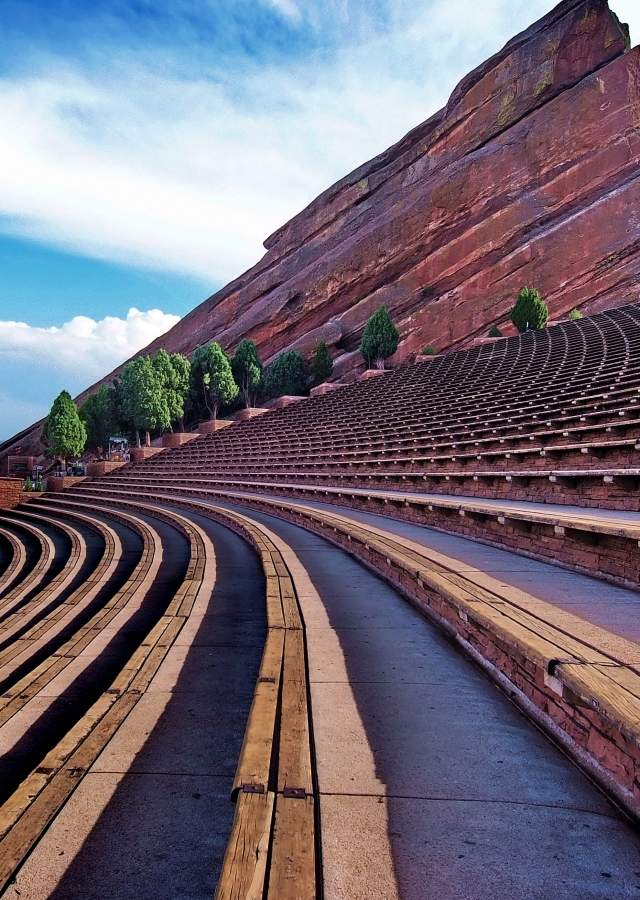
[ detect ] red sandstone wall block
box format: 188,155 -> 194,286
161,432 -> 200,449
233,408 -> 270,422
45,475 -> 88,493
0,478 -> 24,509
129,447 -> 164,463
198,419 -> 234,434
86,461 -> 126,477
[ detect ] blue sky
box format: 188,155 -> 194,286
0,0 -> 637,440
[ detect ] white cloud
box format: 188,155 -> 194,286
609,0 -> 640,42
0,307 -> 180,380
262,0 -> 302,23
0,0 -> 567,284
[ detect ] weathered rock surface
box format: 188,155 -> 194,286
2,0 -> 638,456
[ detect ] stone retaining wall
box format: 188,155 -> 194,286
0,478 -> 24,509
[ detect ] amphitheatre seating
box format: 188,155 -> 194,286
0,497 -> 191,888
77,304 -> 640,586
3,305 -> 640,891
0,515 -> 58,614
63,478 -> 640,587
0,526 -> 28,596
124,306 -> 640,500
45,483 -> 640,826
0,490 -> 318,896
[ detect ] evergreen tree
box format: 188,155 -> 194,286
232,340 -> 262,407
191,342 -> 239,421
312,340 -> 333,384
44,390 -> 87,465
80,384 -> 119,452
264,350 -> 307,398
153,350 -> 191,430
510,287 -> 549,333
359,306 -> 399,369
121,356 -> 170,446
488,324 -> 502,338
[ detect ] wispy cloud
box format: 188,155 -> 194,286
0,0 -> 582,284
262,0 -> 302,24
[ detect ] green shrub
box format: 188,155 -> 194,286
264,350 -> 307,398
421,345 -> 438,356
359,306 -> 399,369
568,308 -> 583,321
312,341 -> 333,384
232,340 -> 263,408
488,324 -> 502,338
510,287 -> 548,333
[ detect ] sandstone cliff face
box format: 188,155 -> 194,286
3,0 -> 639,454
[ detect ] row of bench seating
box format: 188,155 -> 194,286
95,306 -> 640,542
0,486 -> 318,897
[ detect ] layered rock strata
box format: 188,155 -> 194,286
2,0 -> 638,455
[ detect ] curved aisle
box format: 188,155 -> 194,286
213,500 -> 640,900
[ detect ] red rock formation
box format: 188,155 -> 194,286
2,0 -> 638,456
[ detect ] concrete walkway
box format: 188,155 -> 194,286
219,500 -> 640,900
290,497 -> 640,646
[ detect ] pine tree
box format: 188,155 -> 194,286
510,287 -> 549,333
359,306 -> 399,369
44,390 -> 87,466
312,341 -> 333,384
121,356 -> 170,446
232,340 -> 263,408
191,342 -> 239,421
264,350 -> 307,398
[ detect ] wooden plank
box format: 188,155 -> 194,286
278,629 -> 312,796
215,791 -> 275,900
0,691 -> 139,891
233,628 -> 285,796
559,664 -> 640,734
267,795 -> 315,900
265,575 -> 285,629
279,577 -> 302,631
